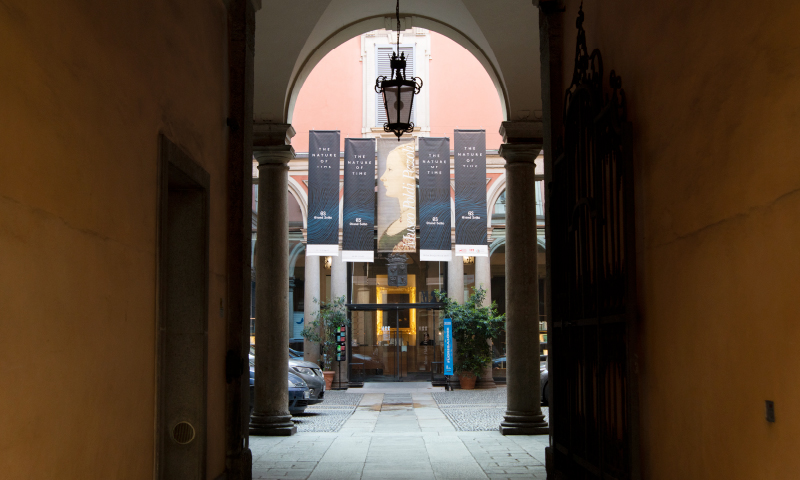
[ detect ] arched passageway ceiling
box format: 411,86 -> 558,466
253,0 -> 541,126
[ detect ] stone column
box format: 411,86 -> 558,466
474,254 -> 496,389
303,254 -> 321,366
447,248 -> 464,303
446,248 -> 463,388
225,0 -> 261,474
250,138 -> 297,436
499,122 -> 548,435
330,249 -> 348,387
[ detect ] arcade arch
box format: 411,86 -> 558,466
253,0 -> 541,126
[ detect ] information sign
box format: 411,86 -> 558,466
443,318 -> 453,376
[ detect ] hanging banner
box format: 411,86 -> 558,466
342,138 -> 376,262
443,318 -> 454,376
377,137 -> 417,253
306,130 -> 340,256
419,137 -> 452,261
454,129 -> 488,256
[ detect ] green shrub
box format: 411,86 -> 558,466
300,295 -> 350,371
435,287 -> 505,378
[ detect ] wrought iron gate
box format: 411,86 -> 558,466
549,7 -> 639,480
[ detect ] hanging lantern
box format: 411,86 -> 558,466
374,0 -> 423,139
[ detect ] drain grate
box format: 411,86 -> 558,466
382,394 -> 413,405
172,421 -> 196,444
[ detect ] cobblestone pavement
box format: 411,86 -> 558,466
251,383 -> 549,479
292,392 -> 363,433
433,389 -> 550,431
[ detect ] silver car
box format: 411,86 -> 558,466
289,359 -> 325,404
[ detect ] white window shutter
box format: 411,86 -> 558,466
376,46 -> 415,127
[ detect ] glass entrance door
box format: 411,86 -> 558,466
350,309 -> 402,382
350,306 -> 445,382
347,252 -> 448,382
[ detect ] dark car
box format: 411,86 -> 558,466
287,372 -> 310,414
249,350 -> 325,405
249,367 -> 310,415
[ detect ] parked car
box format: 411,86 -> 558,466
540,363 -> 549,406
288,359 -> 325,404
249,350 -> 325,405
491,356 -> 549,405
248,367 -> 310,415
287,372 -> 310,414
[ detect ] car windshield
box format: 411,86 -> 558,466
250,345 -> 303,359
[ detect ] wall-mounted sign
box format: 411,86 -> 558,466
419,137 -> 452,261
342,138 -> 376,262
454,130 -> 488,257
377,137 -> 417,253
307,130 -> 340,256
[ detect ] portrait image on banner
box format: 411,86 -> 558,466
454,129 -> 488,256
377,137 -> 416,253
306,130 -> 341,256
342,138 -> 376,262
419,137 -> 451,261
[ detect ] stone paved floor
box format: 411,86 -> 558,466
251,383 -> 548,479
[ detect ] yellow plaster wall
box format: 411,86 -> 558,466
562,1 -> 800,478
0,1 -> 229,478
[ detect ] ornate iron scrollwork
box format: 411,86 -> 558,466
550,5 -> 636,480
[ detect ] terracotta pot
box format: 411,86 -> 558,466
459,372 -> 477,390
322,371 -> 335,390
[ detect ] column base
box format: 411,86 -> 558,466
476,365 -> 497,389
249,413 -> 297,436
475,377 -> 497,389
500,410 -> 549,435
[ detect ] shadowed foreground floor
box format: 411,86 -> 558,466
251,383 -> 548,479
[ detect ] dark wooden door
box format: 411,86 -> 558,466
549,7 -> 639,480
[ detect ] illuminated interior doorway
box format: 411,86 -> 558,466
347,251 -> 448,382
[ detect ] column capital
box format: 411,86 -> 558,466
498,143 -> 542,165
499,120 -> 544,144
253,145 -> 295,167
253,122 -> 295,147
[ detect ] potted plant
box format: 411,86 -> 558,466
300,295 -> 349,389
435,287 -> 505,390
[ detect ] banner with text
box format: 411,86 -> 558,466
419,137 -> 452,261
342,138 -> 376,262
454,130 -> 488,256
444,318 -> 454,376
377,137 -> 417,253
307,131 -> 341,255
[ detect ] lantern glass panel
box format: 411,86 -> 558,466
381,81 -> 415,128
397,84 -> 414,125
382,84 -> 399,124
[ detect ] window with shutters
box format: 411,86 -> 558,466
375,45 -> 415,127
